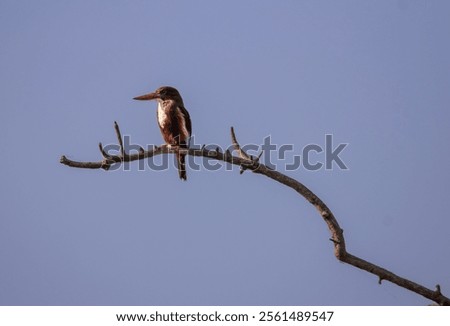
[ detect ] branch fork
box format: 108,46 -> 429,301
59,121 -> 450,306
230,126 -> 265,174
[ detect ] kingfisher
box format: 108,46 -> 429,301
133,86 -> 192,180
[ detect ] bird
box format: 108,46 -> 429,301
133,86 -> 192,180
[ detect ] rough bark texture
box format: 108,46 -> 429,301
60,122 -> 449,306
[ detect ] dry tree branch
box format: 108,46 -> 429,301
60,122 -> 450,306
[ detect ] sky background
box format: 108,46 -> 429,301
1,0 -> 450,306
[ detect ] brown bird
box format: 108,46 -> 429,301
133,86 -> 192,180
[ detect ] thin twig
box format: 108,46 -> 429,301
114,121 -> 125,159
231,126 -> 251,160
60,122 -> 450,306
98,142 -> 111,159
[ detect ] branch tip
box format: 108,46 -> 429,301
230,126 -> 251,160
114,121 -> 125,158
98,142 -> 111,159
257,150 -> 264,161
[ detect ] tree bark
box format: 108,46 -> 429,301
60,122 -> 450,306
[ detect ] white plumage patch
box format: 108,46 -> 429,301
157,101 -> 168,128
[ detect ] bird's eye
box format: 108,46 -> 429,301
159,89 -> 167,96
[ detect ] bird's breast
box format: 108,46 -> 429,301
157,102 -> 169,129
157,100 -> 190,146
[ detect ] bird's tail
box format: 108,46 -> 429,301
177,151 -> 187,181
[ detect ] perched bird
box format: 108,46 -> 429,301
133,86 -> 192,180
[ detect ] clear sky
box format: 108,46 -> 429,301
1,0 -> 449,305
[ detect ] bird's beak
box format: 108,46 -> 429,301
133,92 -> 159,101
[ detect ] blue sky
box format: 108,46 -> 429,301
1,0 -> 449,305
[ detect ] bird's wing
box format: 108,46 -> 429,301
180,106 -> 192,136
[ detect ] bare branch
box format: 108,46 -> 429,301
256,149 -> 264,161
60,155 -> 104,169
98,142 -> 110,159
114,121 -> 125,159
60,122 -> 450,306
230,126 -> 251,160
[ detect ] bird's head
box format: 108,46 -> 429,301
133,86 -> 183,103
